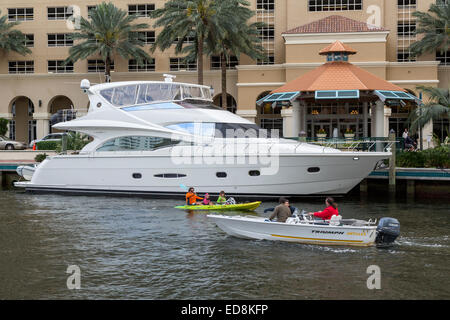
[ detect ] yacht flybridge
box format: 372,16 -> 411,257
16,77 -> 390,198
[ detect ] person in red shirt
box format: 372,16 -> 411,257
308,197 -> 339,220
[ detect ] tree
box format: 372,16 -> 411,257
0,118 -> 9,136
408,86 -> 450,136
65,2 -> 152,82
151,0 -> 225,85
408,0 -> 450,58
0,10 -> 31,56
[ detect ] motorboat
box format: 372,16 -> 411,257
207,211 -> 400,247
15,76 -> 390,198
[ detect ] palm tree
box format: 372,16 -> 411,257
151,0 -> 225,85
0,10 -> 31,56
65,2 -> 152,82
208,0 -> 266,110
408,0 -> 450,58
408,86 -> 450,137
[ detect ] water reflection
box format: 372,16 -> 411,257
0,190 -> 449,299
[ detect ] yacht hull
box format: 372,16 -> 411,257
15,152 -> 386,198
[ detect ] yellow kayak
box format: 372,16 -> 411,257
175,201 -> 261,211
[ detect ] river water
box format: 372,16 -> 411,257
0,190 -> 449,300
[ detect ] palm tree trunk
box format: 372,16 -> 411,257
197,35 -> 203,85
220,53 -> 228,110
105,56 -> 112,83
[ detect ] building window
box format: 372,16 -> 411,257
128,4 -> 155,17
210,56 -> 239,70
9,120 -> 16,141
257,55 -> 275,65
48,7 -> 72,20
25,34 -> 34,47
173,36 -> 196,44
8,8 -> 33,21
258,26 -> 275,42
398,0 -> 416,9
48,60 -> 74,73
169,57 -> 197,71
257,0 -> 275,12
136,31 -> 156,44
8,61 -> 34,74
87,6 -> 97,19
397,22 -> 416,37
48,34 -> 73,47
88,60 -> 114,72
308,0 -> 362,12
128,59 -> 155,72
436,51 -> 450,65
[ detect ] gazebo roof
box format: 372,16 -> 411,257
272,41 -> 405,93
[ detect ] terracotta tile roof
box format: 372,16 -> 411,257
319,40 -> 357,55
272,62 -> 405,93
283,15 -> 388,34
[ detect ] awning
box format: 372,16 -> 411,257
315,90 -> 359,100
374,90 -> 419,102
256,91 -> 300,106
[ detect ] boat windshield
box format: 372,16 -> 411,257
166,122 -> 273,138
99,83 -> 212,107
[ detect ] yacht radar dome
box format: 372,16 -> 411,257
80,79 -> 91,92
163,74 -> 176,83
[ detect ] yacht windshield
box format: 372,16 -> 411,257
166,122 -> 273,138
100,83 -> 211,107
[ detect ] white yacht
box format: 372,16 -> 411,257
15,77 -> 390,198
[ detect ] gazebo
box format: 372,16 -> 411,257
257,41 -> 421,139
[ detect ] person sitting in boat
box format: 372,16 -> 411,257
308,197 -> 339,220
216,191 -> 227,205
202,193 -> 213,205
269,197 -> 292,223
185,187 -> 203,205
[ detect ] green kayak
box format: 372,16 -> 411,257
175,201 -> 261,211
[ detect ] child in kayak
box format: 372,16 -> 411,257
185,187 -> 203,205
202,193 -> 213,205
216,191 -> 227,205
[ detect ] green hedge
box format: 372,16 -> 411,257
35,140 -> 60,150
396,146 -> 450,168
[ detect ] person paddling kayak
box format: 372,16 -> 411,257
185,187 -> 203,205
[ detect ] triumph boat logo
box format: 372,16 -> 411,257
311,230 -> 345,235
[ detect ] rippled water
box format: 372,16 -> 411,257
0,190 -> 449,299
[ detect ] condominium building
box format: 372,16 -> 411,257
0,0 -> 448,145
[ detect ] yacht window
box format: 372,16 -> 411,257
307,167 -> 320,173
132,173 -> 142,179
166,122 -> 215,137
97,136 -> 180,151
216,172 -> 227,178
249,170 -> 260,176
154,173 -> 187,178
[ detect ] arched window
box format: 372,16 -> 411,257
255,91 -> 283,135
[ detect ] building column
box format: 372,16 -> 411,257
33,113 -> 51,140
362,102 -> 368,137
291,100 -> 301,137
236,109 -> 257,124
374,100 -> 385,137
384,107 -> 392,138
299,101 -> 307,133
421,120 -> 434,150
281,107 -> 293,138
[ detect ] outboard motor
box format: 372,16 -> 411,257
375,217 -> 400,247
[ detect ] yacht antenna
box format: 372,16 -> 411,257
163,74 -> 176,83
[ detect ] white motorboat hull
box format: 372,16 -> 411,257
208,215 -> 378,246
16,165 -> 36,181
14,151 -> 386,197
